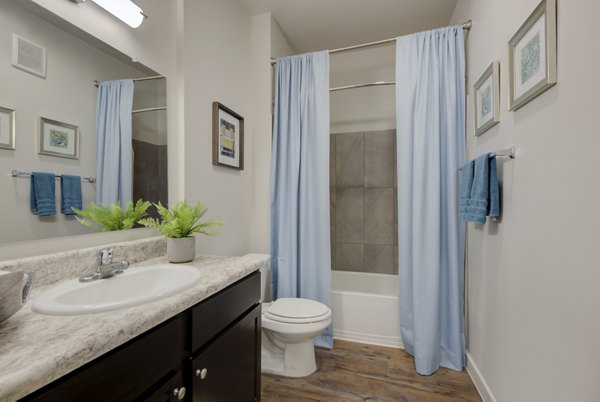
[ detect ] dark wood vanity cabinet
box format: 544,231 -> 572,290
191,305 -> 260,402
21,271 -> 261,402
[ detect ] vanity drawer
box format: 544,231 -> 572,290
191,271 -> 260,352
22,315 -> 184,402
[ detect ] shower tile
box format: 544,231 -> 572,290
335,243 -> 364,272
364,187 -> 395,245
335,132 -> 364,187
330,187 -> 336,244
331,243 -> 336,270
393,190 -> 398,245
365,130 -> 396,187
336,188 -> 364,243
330,134 -> 336,188
364,245 -> 394,274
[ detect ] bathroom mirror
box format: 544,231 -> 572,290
0,0 -> 168,244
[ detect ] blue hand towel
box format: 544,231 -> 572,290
488,156 -> 499,218
30,172 -> 56,216
459,160 -> 474,220
463,153 -> 499,224
61,175 -> 82,215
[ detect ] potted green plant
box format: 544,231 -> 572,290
139,201 -> 224,263
72,200 -> 151,232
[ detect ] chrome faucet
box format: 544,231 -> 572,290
79,246 -> 130,283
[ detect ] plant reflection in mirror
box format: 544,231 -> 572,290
72,199 -> 151,232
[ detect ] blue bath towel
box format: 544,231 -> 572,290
463,153 -> 499,224
488,156 -> 499,217
459,160 -> 474,220
61,175 -> 82,215
30,172 -> 56,216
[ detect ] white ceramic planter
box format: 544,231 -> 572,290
167,237 -> 196,263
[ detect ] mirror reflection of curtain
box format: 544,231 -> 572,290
95,79 -> 134,207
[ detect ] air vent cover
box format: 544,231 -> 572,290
12,34 -> 46,78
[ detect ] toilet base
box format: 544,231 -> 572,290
262,333 -> 317,377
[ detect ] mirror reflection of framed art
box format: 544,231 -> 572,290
39,117 -> 80,160
0,106 -> 15,150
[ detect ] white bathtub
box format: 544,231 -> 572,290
332,271 -> 403,348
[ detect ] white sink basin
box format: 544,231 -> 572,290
32,265 -> 201,316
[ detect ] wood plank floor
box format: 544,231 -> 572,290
261,340 -> 482,402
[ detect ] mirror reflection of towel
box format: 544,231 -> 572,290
61,175 -> 82,215
30,172 -> 56,216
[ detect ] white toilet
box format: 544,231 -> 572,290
261,297 -> 332,377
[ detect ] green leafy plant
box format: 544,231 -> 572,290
72,200 -> 151,232
139,201 -> 224,238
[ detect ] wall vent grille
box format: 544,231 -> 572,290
12,34 -> 47,78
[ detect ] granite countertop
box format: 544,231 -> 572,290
0,253 -> 269,402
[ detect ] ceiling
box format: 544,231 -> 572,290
238,0 -> 459,53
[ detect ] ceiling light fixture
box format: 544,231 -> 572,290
92,0 -> 145,28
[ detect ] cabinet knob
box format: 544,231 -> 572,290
195,368 -> 208,379
172,387 -> 186,400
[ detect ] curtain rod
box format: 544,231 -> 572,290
270,19 -> 472,65
132,106 -> 167,114
330,81 -> 395,92
93,75 -> 165,88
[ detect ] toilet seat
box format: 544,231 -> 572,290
264,298 -> 331,324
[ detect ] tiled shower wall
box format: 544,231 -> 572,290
133,139 -> 168,219
330,130 -> 398,275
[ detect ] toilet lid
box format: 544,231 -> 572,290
265,298 -> 330,322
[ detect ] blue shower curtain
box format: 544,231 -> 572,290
270,51 -> 333,348
96,79 -> 134,207
396,26 -> 466,375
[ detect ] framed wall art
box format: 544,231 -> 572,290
0,106 -> 15,150
474,61 -> 500,136
39,117 -> 79,159
508,0 -> 557,111
212,102 -> 244,170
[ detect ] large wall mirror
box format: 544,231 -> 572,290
0,0 -> 167,244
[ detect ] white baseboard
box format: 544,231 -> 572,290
466,351 -> 496,402
333,329 -> 403,348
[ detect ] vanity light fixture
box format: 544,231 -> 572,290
91,0 -> 145,28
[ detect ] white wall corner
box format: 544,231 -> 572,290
466,351 -> 497,402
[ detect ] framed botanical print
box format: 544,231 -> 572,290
39,117 -> 79,159
474,61 -> 500,136
212,102 -> 244,170
508,0 -> 557,111
0,106 -> 15,150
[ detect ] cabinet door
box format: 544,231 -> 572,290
142,371 -> 186,402
191,271 -> 260,352
191,304 -> 261,402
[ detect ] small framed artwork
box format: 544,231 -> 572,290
212,102 -> 244,170
0,107 -> 15,150
39,117 -> 79,159
508,0 -> 557,111
474,61 -> 500,136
